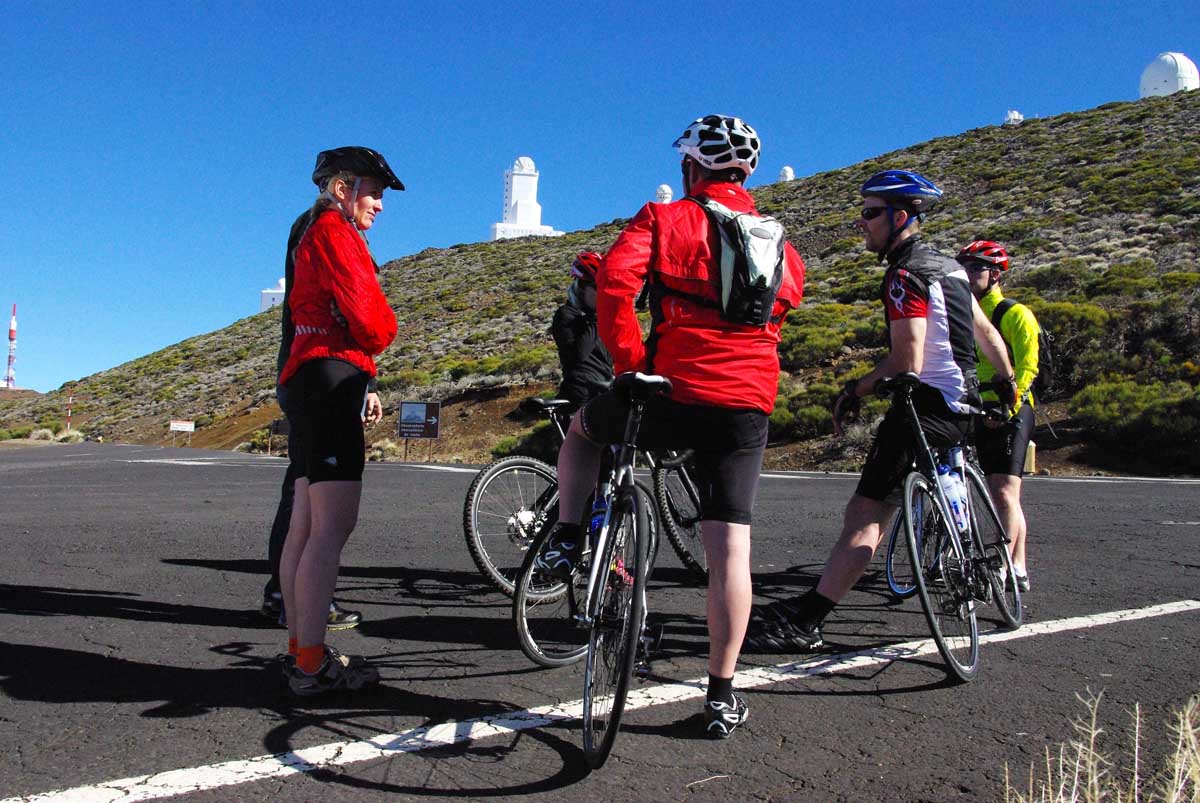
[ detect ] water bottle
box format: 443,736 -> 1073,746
588,494 -> 608,537
936,464 -> 969,533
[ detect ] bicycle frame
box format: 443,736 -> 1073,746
579,395 -> 646,626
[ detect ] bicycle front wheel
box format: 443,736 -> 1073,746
512,524 -> 587,668
463,456 -> 558,597
653,460 -> 706,583
582,487 -> 648,769
884,510 -> 917,598
903,471 -> 980,682
965,463 -> 1022,629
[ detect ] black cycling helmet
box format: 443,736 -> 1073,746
311,146 -> 405,191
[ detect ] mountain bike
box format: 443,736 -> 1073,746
876,373 -> 1021,683
464,398 -> 704,597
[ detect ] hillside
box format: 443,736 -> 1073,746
3,91 -> 1198,474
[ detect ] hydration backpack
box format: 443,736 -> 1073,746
659,197 -> 787,326
991,298 -> 1056,400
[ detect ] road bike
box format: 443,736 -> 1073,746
877,373 -> 1022,682
512,373 -> 669,768
463,398 -> 704,597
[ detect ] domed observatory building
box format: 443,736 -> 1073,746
1139,52 -> 1199,98
490,156 -> 565,240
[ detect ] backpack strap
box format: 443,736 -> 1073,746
990,298 -> 1017,332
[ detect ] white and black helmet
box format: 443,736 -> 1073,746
673,115 -> 760,177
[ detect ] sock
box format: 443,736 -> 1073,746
296,645 -> 325,675
794,589 -> 836,630
288,638 -> 298,658
707,674 -> 734,706
553,522 -> 582,551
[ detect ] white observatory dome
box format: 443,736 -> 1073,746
778,166 -> 795,182
655,184 -> 673,203
1139,52 -> 1199,98
513,156 -> 537,172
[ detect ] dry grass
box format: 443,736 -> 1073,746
1006,690 -> 1200,803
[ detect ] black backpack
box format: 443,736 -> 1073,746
651,196 -> 787,326
991,298 -> 1055,400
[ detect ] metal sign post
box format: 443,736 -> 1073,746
169,419 -> 195,447
398,401 -> 441,462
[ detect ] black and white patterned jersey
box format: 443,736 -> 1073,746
879,237 -> 979,414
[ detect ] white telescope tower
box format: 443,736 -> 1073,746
5,304 -> 16,389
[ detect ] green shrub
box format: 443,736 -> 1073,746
0,429 -> 9,440
1068,379 -> 1200,473
7,425 -> 32,439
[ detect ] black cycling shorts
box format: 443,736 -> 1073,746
580,391 -> 768,525
284,358 -> 368,484
856,384 -> 971,502
975,402 -> 1034,477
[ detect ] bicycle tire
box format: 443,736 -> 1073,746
884,511 -> 917,598
512,523 -> 587,668
582,487 -> 648,769
463,456 -> 559,597
903,471 -> 980,682
635,479 -> 660,576
964,463 -> 1022,629
653,461 -> 706,583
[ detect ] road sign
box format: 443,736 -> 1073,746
169,420 -> 195,433
398,401 -> 440,439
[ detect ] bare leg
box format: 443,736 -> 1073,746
280,477 -> 312,645
702,521 -> 752,678
815,494 -> 896,603
556,412 -> 603,526
988,474 -> 1027,572
293,480 -> 361,649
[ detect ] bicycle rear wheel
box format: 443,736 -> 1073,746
582,487 -> 648,769
512,524 -> 587,668
463,456 -> 558,597
903,471 -> 980,682
884,511 -> 917,598
964,463 -> 1022,629
653,459 -> 706,583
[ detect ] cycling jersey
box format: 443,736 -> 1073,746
598,179 -> 805,414
551,300 -> 613,405
880,237 -> 979,414
976,286 -> 1039,408
279,209 -> 397,385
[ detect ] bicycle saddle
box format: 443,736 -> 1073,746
613,372 -> 673,401
877,371 -> 921,397
529,398 -> 575,411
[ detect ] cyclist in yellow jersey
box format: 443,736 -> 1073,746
957,241 -> 1037,591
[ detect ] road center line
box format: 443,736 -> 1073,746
8,599 -> 1197,803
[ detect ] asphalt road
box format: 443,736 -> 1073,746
1,443 -> 1197,801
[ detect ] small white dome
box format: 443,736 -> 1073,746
778,166 -> 795,182
1003,109 -> 1024,126
655,184 -> 673,203
1139,52 -> 1199,98
512,156 -> 537,172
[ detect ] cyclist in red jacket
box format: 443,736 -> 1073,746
278,147 -> 400,696
536,115 -> 805,738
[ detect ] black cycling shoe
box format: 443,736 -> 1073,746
260,592 -> 283,620
704,694 -> 749,739
278,601 -> 363,631
532,524 -> 584,582
743,601 -> 825,653
326,602 -> 362,632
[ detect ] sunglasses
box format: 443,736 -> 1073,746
962,262 -> 993,274
859,207 -> 889,220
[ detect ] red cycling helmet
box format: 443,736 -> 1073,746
956,240 -> 1010,272
571,252 -> 603,282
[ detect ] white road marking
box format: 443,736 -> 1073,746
8,599 -> 1197,803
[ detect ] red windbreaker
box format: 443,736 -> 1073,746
279,209 -> 398,385
597,180 -> 805,414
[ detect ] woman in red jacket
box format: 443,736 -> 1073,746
278,147 -> 400,696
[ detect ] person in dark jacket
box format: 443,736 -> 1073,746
550,252 -> 613,407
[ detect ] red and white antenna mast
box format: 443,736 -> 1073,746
4,304 -> 15,389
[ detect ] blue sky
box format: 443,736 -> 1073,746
2,1 -> 1196,392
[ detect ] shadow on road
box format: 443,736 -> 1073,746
0,583 -> 274,629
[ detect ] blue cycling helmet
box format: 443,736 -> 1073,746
860,169 -> 943,212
